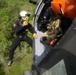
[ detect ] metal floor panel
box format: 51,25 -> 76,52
34,25 -> 52,65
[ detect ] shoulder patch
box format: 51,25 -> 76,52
13,24 -> 16,27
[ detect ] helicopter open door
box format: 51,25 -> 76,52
31,17 -> 76,75
33,0 -> 53,66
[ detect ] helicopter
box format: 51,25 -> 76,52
24,0 -> 76,75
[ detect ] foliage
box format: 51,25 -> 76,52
0,0 -> 36,75
0,0 -> 7,9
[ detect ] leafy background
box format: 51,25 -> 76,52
0,0 -> 36,75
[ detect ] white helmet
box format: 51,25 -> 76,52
20,11 -> 29,17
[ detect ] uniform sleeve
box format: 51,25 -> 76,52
13,21 -> 24,33
28,23 -> 36,34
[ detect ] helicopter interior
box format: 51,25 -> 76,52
37,0 -> 72,46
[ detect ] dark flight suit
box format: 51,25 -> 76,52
9,20 -> 36,61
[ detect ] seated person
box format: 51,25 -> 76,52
40,18 -> 62,45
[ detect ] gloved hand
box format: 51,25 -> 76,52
22,16 -> 29,26
33,33 -> 38,39
22,21 -> 28,26
42,32 -> 48,37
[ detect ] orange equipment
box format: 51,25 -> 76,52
50,39 -> 55,45
51,0 -> 76,20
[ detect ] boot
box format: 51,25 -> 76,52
7,60 -> 12,66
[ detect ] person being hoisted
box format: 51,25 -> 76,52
7,11 -> 38,66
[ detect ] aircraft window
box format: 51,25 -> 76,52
42,60 -> 67,75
